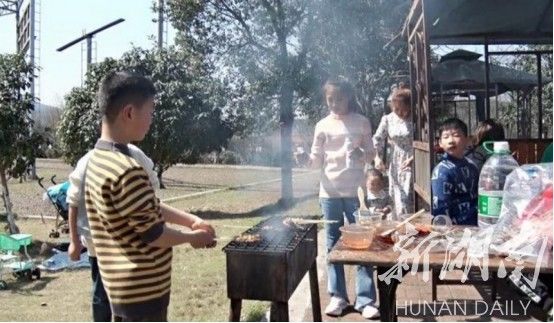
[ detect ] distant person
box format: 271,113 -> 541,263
293,145 -> 309,167
373,86 -> 414,217
309,76 -> 378,319
465,119 -> 505,171
432,118 -> 479,225
85,71 -> 216,321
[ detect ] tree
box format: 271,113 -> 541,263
510,45 -> 553,138
120,47 -> 232,186
300,0 -> 409,126
58,47 -> 232,186
167,0 -> 321,205
166,1 -> 409,204
57,59 -> 118,166
0,54 -> 41,233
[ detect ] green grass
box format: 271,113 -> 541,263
0,160 -> 321,321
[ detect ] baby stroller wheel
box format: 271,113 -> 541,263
32,268 -> 41,280
0,280 -> 7,290
25,269 -> 33,281
13,269 -> 31,281
49,230 -> 59,239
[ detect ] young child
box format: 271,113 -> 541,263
432,118 -> 479,225
84,71 -> 216,321
310,76 -> 378,319
365,169 -> 392,218
66,144 -> 159,322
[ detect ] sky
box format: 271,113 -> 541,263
0,0 -> 175,106
0,1 -> 517,108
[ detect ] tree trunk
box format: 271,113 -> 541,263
0,168 -> 18,234
279,69 -> 294,207
30,159 -> 38,180
156,164 -> 166,189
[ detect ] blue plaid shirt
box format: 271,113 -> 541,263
431,153 -> 479,225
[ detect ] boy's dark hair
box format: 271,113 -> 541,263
366,168 -> 385,181
438,118 -> 468,137
97,71 -> 156,123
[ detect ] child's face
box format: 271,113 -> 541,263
325,86 -> 349,115
392,100 -> 410,120
366,176 -> 384,192
129,97 -> 155,141
439,128 -> 468,159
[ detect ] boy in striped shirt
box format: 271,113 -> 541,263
85,71 -> 216,321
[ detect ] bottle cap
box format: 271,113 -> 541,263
493,141 -> 510,154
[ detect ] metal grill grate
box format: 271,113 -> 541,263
223,216 -> 313,253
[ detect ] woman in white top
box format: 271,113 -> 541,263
310,76 -> 379,319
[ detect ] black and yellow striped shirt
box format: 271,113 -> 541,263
85,140 -> 171,318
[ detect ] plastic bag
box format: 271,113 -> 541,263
490,163 -> 553,260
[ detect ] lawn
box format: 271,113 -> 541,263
0,160 -> 321,321
2,159 -> 309,218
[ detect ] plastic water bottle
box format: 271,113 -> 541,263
478,141 -> 519,228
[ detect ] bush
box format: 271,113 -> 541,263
219,150 -> 242,165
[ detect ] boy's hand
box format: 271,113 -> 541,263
191,219 -> 216,237
68,240 -> 83,261
189,229 -> 216,249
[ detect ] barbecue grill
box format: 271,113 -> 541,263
223,216 -> 321,321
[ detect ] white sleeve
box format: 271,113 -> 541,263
66,151 -> 92,207
128,144 -> 160,190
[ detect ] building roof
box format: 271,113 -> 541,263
406,0 -> 552,45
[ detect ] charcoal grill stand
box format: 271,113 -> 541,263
228,260 -> 321,322
224,217 -> 322,322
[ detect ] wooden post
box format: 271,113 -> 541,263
467,93 -> 472,134
495,84 -> 499,120
484,40 -> 491,119
516,90 -> 521,138
537,53 -> 543,139
432,269 -> 439,301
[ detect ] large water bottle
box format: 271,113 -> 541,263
478,141 -> 519,228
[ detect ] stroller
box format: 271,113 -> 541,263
38,176 -> 70,238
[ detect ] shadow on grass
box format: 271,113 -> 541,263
6,275 -> 58,295
163,177 -> 227,190
190,193 -> 319,220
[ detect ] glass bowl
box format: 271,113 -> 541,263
339,225 -> 376,249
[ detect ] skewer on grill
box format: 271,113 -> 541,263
284,218 -> 338,225
213,224 -> 251,229
216,233 -> 262,244
214,236 -> 233,241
